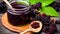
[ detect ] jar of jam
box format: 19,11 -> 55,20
7,0 -> 31,26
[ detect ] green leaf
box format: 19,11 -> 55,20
39,0 -> 54,7
40,7 -> 59,16
29,0 -> 39,5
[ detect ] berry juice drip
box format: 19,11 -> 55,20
7,2 -> 31,26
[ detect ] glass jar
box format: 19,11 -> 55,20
7,0 -> 31,26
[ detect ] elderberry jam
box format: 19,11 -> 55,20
7,2 -> 31,26
31,22 -> 40,29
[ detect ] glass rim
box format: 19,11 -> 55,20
10,1 -> 29,6
7,6 -> 31,15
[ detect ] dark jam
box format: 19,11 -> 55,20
31,22 -> 40,29
7,2 -> 31,26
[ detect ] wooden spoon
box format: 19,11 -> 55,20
3,0 -> 15,12
20,21 -> 42,34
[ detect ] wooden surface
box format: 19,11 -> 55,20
1,13 -> 30,33
1,12 -> 43,34
1,13 -> 60,34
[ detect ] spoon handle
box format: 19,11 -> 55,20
3,0 -> 15,12
20,29 -> 30,34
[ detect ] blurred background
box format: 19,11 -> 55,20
0,0 -> 60,34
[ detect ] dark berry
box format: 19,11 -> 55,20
42,13 -> 46,17
31,2 -> 42,10
43,26 -> 50,33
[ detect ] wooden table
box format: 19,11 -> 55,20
1,12 -> 42,34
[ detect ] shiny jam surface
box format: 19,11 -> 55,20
31,22 -> 40,29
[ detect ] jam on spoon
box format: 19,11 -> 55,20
31,22 -> 40,29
